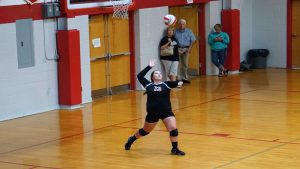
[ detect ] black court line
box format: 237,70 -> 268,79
212,137 -> 300,169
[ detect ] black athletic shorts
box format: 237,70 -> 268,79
145,111 -> 175,123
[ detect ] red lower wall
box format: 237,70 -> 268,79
221,9 -> 240,71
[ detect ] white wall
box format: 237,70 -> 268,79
252,0 -> 287,68
205,0 -> 222,75
213,0 -> 253,68
0,20 -> 59,121
206,0 -> 286,69
0,15 -> 92,121
134,7 -> 168,90
229,0 -> 287,68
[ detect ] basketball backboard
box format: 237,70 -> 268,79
67,0 -> 132,9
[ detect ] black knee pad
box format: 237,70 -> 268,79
139,128 -> 149,136
170,129 -> 178,137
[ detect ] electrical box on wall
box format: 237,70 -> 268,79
16,19 -> 35,69
43,3 -> 54,18
53,3 -> 61,17
42,3 -> 61,18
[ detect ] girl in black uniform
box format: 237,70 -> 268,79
124,59 -> 185,156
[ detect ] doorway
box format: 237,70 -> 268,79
89,14 -> 131,98
169,5 -> 200,76
292,0 -> 300,68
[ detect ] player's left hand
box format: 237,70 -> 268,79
149,59 -> 156,68
178,81 -> 183,87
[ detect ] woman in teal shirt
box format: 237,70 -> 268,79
208,24 -> 230,77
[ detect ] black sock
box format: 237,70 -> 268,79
171,142 -> 178,149
129,135 -> 137,143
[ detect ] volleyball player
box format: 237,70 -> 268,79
124,59 -> 185,156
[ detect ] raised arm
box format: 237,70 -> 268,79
137,66 -> 152,87
137,59 -> 156,87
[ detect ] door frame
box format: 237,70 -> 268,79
129,11 -> 136,89
198,3 -> 206,75
287,0 -> 292,69
89,14 -> 135,94
287,0 -> 300,69
169,3 -> 207,75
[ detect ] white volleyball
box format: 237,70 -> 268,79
163,14 -> 177,26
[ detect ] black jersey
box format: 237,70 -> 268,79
137,66 -> 178,113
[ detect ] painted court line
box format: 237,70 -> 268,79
228,97 -> 300,105
0,117 -> 143,155
0,88 -> 264,168
213,137 -> 300,169
0,160 -> 60,169
0,89 -> 260,156
113,125 -> 300,145
172,89 -> 259,111
261,89 -> 300,93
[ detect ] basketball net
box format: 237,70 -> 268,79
110,0 -> 132,19
24,0 -> 38,5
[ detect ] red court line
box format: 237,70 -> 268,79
0,160 -> 60,169
29,167 -> 39,169
0,118 -> 142,168
0,90 -> 258,156
172,89 -> 259,111
227,136 -> 300,145
228,97 -> 300,105
113,125 -> 300,145
0,86 -> 297,167
0,119 -> 145,168
260,89 -> 300,92
0,117 -> 143,155
0,88 -> 296,167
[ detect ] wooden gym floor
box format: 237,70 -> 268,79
0,68 -> 300,169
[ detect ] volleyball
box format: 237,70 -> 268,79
163,14 -> 177,26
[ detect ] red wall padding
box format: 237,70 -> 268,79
221,9 -> 240,71
57,30 -> 82,105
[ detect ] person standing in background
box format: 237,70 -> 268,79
208,24 -> 230,77
159,27 -> 179,81
174,19 -> 196,84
